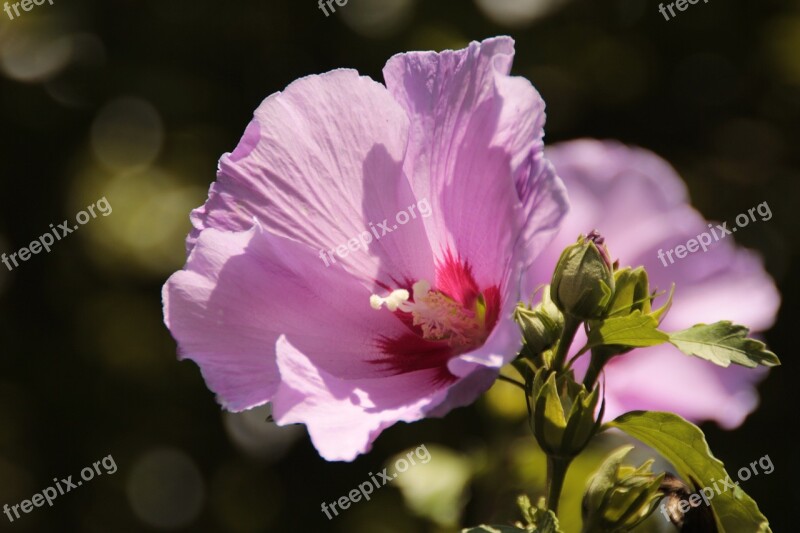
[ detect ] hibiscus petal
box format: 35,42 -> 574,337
164,221 -> 444,412
272,336 -> 457,461
383,36 -> 566,288
598,348 -> 765,429
189,69 -> 435,287
383,37 -> 568,376
164,225 -> 280,411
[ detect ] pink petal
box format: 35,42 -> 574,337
383,37 -> 567,289
164,225 -> 280,411
272,336 -> 457,461
164,222 -> 439,411
599,349 -> 765,429
189,69 -> 435,287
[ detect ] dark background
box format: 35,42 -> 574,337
0,0 -> 797,531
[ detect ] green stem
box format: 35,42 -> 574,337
552,315 -> 581,372
497,374 -> 526,390
545,455 -> 572,514
583,349 -> 606,389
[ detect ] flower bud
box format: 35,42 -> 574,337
551,232 -> 615,320
528,369 -> 601,458
582,446 -> 665,533
605,267 -> 651,317
514,286 -> 564,357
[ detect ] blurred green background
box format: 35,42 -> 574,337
0,0 -> 797,531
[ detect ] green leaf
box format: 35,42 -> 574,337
462,527 -> 527,533
649,284 -> 674,324
461,496 -> 564,533
668,321 -> 780,368
532,509 -> 563,533
607,411 -> 771,533
587,311 -> 669,350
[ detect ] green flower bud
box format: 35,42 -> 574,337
551,232 -> 615,320
528,369 -> 602,458
582,446 -> 665,533
606,267 -> 651,317
514,286 -> 564,357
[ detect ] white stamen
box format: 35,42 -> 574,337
369,289 -> 410,312
370,279 -> 487,349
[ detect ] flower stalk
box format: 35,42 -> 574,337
551,314 -> 581,372
545,455 -> 571,515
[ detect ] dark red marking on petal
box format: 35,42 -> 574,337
435,250 -> 480,308
374,276 -> 416,294
371,250 -> 503,377
373,333 -> 453,374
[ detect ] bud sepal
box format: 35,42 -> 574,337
514,285 -> 565,368
551,232 -> 615,321
527,369 -> 604,459
582,446 -> 665,532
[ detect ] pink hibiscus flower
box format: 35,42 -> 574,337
526,139 -> 780,429
163,37 -> 568,460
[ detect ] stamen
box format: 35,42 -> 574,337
369,289 -> 410,312
370,280 -> 487,349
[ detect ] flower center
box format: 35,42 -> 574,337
371,280 -> 488,349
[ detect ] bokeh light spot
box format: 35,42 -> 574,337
127,448 -> 205,530
474,0 -> 572,27
91,97 -> 164,170
340,0 -> 416,38
223,404 -> 304,462
1,29 -> 72,82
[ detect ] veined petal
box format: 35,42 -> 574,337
273,336 -> 457,461
383,37 -> 566,288
164,222 -> 441,412
189,69 -> 435,287
163,225 -> 280,411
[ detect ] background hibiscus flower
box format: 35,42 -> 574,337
525,139 -> 781,428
